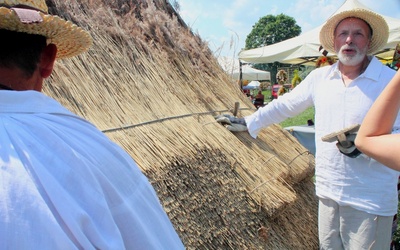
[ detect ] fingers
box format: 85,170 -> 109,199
215,116 -> 231,125
337,142 -> 361,158
215,114 -> 248,132
226,124 -> 248,132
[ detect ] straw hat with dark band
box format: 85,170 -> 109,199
0,0 -> 92,58
319,8 -> 389,55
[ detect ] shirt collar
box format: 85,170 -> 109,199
0,90 -> 76,116
362,56 -> 383,82
329,56 -> 383,82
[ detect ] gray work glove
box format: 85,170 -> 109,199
321,124 -> 361,158
215,114 -> 248,132
335,133 -> 361,158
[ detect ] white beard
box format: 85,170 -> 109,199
337,44 -> 368,66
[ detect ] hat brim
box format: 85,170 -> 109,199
319,8 -> 389,55
0,7 -> 92,59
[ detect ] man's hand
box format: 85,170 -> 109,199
335,133 -> 361,158
321,124 -> 361,158
215,114 -> 248,132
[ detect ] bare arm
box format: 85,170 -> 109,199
355,70 -> 400,171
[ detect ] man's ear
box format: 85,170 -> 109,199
39,43 -> 57,78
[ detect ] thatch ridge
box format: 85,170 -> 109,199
44,0 -> 318,248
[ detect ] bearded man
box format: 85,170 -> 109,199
218,6 -> 400,250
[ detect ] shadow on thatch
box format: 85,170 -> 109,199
44,0 -> 318,248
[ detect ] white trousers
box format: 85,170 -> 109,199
318,198 -> 393,250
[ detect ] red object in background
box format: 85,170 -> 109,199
271,84 -> 280,99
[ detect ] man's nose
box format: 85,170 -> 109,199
345,35 -> 353,44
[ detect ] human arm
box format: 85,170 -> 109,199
245,74 -> 315,138
355,70 -> 400,171
216,70 -> 316,136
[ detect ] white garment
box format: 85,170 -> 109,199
0,91 -> 184,249
245,57 -> 400,216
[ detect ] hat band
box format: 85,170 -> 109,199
11,7 -> 43,24
0,4 -> 46,13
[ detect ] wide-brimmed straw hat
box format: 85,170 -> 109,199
0,0 -> 92,58
319,7 -> 388,55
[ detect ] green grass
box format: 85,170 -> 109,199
257,89 -> 315,127
279,106 -> 315,127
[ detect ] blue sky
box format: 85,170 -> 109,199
177,0 -> 400,59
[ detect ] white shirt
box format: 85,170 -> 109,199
0,91 -> 184,249
245,57 -> 400,216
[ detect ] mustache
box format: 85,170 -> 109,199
340,44 -> 358,51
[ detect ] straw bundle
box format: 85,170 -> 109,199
44,0 -> 318,248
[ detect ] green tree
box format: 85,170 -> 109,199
244,14 -> 301,84
245,14 -> 301,49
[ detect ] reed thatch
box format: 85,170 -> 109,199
44,0 -> 318,249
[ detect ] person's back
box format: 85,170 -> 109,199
255,91 -> 264,101
0,1 -> 184,248
1,91 -> 183,249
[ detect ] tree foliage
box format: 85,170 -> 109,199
245,14 -> 301,50
244,14 -> 302,84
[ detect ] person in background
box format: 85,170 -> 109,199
218,6 -> 400,249
0,0 -> 184,249
254,90 -> 265,108
255,90 -> 264,100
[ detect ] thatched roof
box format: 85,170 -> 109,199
44,0 -> 318,249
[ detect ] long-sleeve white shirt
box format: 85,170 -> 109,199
0,90 -> 184,249
245,57 -> 400,216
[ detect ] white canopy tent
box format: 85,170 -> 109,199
238,0 -> 400,65
232,65 -> 271,81
218,56 -> 271,81
242,80 -> 261,90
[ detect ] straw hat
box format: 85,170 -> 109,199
0,0 -> 92,58
319,8 -> 388,55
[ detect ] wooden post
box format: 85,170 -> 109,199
233,101 -> 240,116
